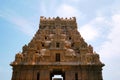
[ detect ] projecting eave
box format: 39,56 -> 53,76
10,62 -> 104,67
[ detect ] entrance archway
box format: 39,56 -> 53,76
50,69 -> 65,80
52,75 -> 63,80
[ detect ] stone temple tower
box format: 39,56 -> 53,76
10,16 -> 104,80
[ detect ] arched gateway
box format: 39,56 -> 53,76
10,16 -> 104,80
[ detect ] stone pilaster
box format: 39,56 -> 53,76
78,70 -> 82,80
40,70 -> 50,80
81,67 -> 88,80
65,71 -> 75,80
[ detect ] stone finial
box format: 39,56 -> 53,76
88,44 -> 93,53
40,16 -> 77,21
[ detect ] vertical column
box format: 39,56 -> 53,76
32,70 -> 37,80
30,70 -> 34,80
65,71 -> 70,80
100,71 -> 103,80
40,70 -> 50,80
92,68 -> 96,80
94,68 -> 98,80
15,71 -> 18,80
78,70 -> 82,80
81,67 -> 88,80
26,70 -> 33,80
19,70 -> 22,80
88,67 -> 94,80
13,68 -> 19,80
72,71 -> 75,80
65,71 -> 74,80
25,70 -> 29,80
98,68 -> 103,80
90,69 -> 93,80
21,70 -> 26,80
93,67 -> 103,80
19,70 -> 23,80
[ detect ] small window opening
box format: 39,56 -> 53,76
69,37 -> 71,40
42,43 -> 44,47
45,36 -> 47,40
56,53 -> 60,62
71,43 -> 74,47
56,42 -> 60,48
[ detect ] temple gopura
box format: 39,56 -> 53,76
10,16 -> 104,80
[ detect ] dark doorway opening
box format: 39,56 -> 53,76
75,73 -> 78,80
52,75 -> 63,80
50,70 -> 65,80
37,72 -> 40,80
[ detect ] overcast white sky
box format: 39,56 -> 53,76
0,0 -> 120,80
